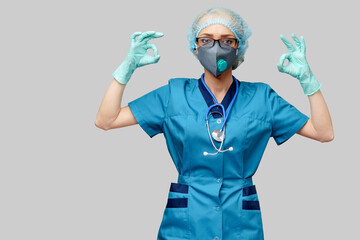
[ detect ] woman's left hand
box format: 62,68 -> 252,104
277,33 -> 321,95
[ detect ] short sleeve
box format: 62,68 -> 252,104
266,85 -> 310,145
128,83 -> 170,138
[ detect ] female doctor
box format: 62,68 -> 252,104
95,7 -> 334,240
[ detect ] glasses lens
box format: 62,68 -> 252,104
220,38 -> 237,47
197,38 -> 213,47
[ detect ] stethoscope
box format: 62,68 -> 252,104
201,73 -> 239,156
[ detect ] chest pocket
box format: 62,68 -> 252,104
157,183 -> 190,239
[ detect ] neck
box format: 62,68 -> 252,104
203,68 -> 234,97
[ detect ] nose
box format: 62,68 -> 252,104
212,41 -> 228,72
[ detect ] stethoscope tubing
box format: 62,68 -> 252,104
201,73 -> 239,131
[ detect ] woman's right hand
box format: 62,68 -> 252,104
113,31 -> 164,85
128,31 -> 164,67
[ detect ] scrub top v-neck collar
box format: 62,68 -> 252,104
198,76 -> 240,119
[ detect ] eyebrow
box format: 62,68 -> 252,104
198,33 -> 235,38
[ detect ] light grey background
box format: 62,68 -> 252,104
1,0 -> 358,239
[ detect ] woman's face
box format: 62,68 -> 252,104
195,24 -> 238,54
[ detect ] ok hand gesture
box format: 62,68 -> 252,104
113,31 -> 164,85
127,31 -> 164,68
277,33 -> 321,95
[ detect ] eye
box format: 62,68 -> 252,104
200,38 -> 211,44
223,39 -> 235,45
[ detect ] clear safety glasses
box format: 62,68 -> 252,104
196,37 -> 239,48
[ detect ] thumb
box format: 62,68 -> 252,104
146,55 -> 161,65
153,55 -> 161,63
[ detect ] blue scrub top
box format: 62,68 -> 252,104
128,76 -> 309,240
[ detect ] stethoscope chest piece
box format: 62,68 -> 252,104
212,129 -> 225,142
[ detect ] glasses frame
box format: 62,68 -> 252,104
196,37 -> 239,48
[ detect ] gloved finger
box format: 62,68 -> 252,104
280,35 -> 295,52
137,31 -> 156,42
153,32 -> 164,38
291,33 -> 302,51
278,53 -> 290,66
277,53 -> 290,72
146,43 -> 159,57
153,55 -> 161,63
140,32 -> 164,43
300,36 -> 306,54
144,55 -> 161,65
130,32 -> 142,44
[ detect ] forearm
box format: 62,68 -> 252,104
308,89 -> 334,141
95,79 -> 126,128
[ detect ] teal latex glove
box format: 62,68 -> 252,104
113,31 -> 164,84
277,33 -> 322,95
